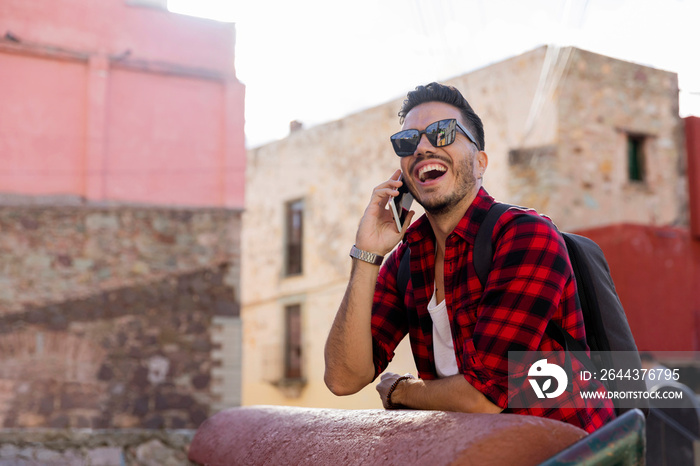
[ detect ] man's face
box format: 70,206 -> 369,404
399,101 -> 484,216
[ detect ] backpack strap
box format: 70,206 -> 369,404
473,202 -> 513,288
546,320 -> 598,375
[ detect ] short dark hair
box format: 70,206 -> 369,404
398,82 -> 485,151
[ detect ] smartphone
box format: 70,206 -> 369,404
389,174 -> 414,232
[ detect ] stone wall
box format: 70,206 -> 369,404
0,428 -> 194,465
0,203 -> 242,429
553,47 -> 683,230
0,203 -> 241,313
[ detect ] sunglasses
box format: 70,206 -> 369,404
390,118 -> 480,157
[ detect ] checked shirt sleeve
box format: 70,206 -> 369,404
369,243 -> 410,379
460,212 -> 576,409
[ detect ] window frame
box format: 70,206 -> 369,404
284,198 -> 304,277
627,133 -> 647,183
283,303 -> 303,380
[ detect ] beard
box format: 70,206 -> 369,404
406,154 -> 478,216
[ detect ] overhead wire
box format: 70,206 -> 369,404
521,0 -> 590,146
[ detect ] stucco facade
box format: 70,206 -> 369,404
0,0 -> 246,208
242,46 -> 684,409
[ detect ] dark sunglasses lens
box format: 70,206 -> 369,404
426,119 -> 457,147
391,130 -> 420,156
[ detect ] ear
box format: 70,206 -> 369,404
477,151 -> 488,178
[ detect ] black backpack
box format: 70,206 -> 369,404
396,202 -> 647,414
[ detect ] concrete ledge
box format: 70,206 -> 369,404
189,406 -> 587,465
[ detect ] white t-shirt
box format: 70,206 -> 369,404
427,287 -> 459,378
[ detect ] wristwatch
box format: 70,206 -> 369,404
349,245 -> 384,266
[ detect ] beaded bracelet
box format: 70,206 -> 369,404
386,375 -> 414,409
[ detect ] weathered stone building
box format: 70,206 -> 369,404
0,204 -> 242,429
241,46 -> 684,409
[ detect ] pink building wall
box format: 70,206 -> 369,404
0,0 -> 245,208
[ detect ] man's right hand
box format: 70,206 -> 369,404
355,169 -> 415,257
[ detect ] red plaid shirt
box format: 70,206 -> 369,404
371,188 -> 615,433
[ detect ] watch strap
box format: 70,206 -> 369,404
349,245 -> 384,266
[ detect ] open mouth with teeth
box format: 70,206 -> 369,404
417,164 -> 447,182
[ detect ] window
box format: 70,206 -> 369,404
284,304 -> 302,380
284,199 -> 304,276
627,134 -> 646,182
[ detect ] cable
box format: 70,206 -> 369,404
521,0 -> 589,146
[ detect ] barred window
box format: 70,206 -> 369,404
284,304 -> 302,380
285,199 -> 304,276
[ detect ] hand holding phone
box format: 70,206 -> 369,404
389,174 -> 414,233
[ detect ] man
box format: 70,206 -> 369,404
324,82 -> 615,432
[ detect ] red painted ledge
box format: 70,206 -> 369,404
188,405 -> 587,465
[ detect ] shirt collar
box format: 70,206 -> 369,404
405,187 -> 495,246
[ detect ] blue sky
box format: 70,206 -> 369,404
168,0 -> 700,148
